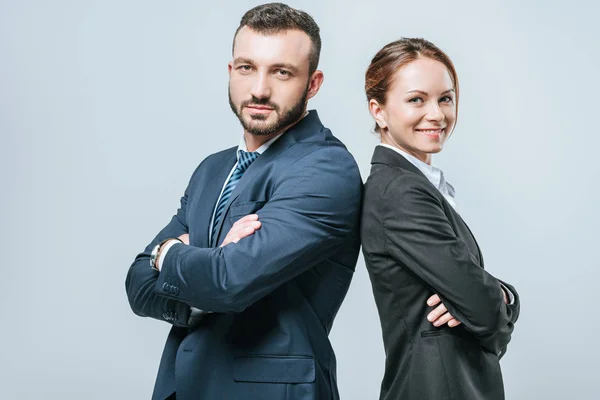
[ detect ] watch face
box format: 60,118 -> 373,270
150,243 -> 161,268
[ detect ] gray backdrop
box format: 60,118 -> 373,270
2,0 -> 598,398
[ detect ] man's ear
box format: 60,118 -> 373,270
306,70 -> 324,101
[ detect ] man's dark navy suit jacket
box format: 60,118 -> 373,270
126,110 -> 362,400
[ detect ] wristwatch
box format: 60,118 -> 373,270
150,238 -> 182,271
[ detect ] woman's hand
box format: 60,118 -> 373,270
426,294 -> 462,328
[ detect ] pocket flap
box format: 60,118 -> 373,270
228,201 -> 266,222
233,355 -> 315,384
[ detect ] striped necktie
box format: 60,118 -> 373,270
210,150 -> 260,246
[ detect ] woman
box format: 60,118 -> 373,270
361,38 -> 520,400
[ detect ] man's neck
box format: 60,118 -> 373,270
243,131 -> 283,152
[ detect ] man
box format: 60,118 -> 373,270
125,3 -> 362,399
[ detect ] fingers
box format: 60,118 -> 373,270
236,214 -> 259,223
427,303 -> 447,323
220,214 -> 261,247
427,294 -> 441,307
501,288 -> 509,304
231,222 -> 261,242
448,318 -> 462,328
432,312 -> 455,327
426,295 -> 463,328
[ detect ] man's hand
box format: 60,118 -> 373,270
427,294 -> 462,328
178,233 -> 190,245
220,214 -> 261,247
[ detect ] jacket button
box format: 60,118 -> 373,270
173,287 -> 180,295
162,282 -> 169,292
162,313 -> 168,319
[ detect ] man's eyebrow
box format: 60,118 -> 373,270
233,58 -> 300,73
233,57 -> 255,65
271,63 -> 300,73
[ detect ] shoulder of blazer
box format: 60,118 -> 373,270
363,165 -> 447,231
366,162 -> 439,200
382,168 -> 442,204
204,146 -> 238,166
367,146 -> 443,202
186,146 -> 237,186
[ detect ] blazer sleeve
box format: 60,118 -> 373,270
125,178 -> 196,328
381,174 -> 519,356
495,280 -> 520,358
154,145 -> 362,313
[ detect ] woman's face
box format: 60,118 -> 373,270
370,57 -> 456,165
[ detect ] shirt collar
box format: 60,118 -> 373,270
378,143 -> 456,199
237,132 -> 284,158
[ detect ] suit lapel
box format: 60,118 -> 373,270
194,149 -> 237,248
225,130 -> 293,203
211,110 -> 323,245
210,147 -> 281,245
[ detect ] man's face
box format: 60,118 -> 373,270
228,27 -> 314,136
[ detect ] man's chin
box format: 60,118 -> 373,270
244,119 -> 279,136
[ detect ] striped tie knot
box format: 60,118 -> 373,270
237,150 -> 259,172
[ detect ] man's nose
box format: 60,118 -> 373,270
250,74 -> 271,100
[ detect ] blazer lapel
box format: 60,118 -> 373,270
211,110 -> 323,244
193,149 -> 237,248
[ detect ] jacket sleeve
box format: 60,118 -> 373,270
154,145 -> 362,313
381,174 -> 520,355
125,182 -> 194,328
492,280 -> 520,358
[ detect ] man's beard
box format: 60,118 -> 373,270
229,85 -> 309,136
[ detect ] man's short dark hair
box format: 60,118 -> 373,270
233,3 -> 321,75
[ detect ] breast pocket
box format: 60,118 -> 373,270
228,200 -> 267,223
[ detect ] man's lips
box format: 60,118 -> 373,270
245,105 -> 274,112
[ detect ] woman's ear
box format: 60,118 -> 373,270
369,99 -> 387,131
